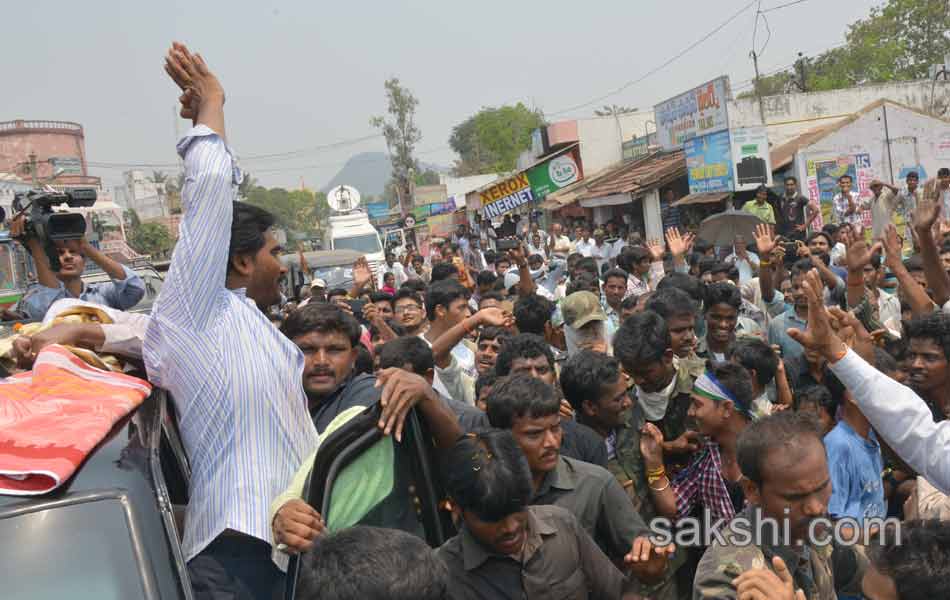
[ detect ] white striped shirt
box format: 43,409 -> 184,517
143,126 -> 318,561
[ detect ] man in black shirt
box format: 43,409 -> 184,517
779,176 -> 817,240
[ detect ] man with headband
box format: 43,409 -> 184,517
638,362 -> 759,525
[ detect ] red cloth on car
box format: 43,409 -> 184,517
0,345 -> 152,495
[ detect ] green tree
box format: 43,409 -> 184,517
449,103 -> 545,176
414,169 -> 441,186
370,78 -> 422,217
740,0 -> 950,100
243,186 -> 328,237
128,222 -> 174,258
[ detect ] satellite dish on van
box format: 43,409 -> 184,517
326,185 -> 361,213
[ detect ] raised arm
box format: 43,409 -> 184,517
753,224 -> 777,305
915,201 -> 950,306
158,44 -> 237,330
882,224 -> 934,316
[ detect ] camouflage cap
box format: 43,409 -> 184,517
561,291 -> 607,330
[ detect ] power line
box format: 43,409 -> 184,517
761,0 -> 810,13
546,1 -> 756,117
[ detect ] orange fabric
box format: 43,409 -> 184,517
0,344 -> 151,495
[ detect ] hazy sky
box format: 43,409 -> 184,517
3,0 -> 879,190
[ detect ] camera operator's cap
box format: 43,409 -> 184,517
310,278 -> 327,289
561,291 -> 607,330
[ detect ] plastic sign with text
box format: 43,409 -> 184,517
480,173 -> 534,219
527,150 -> 581,198
654,76 -> 731,151
685,130 -> 735,194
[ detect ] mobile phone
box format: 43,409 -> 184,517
348,299 -> 366,321
497,238 -> 520,251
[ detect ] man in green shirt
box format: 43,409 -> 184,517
743,185 -> 776,224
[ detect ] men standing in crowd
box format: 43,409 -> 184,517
869,179 -> 902,241
378,250 -> 408,289
743,185 -> 776,224
833,174 -> 866,236
896,170 -> 922,243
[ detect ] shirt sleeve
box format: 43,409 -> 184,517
598,474 -> 651,560
830,350 -> 950,494
96,264 -> 146,310
19,284 -> 65,320
647,261 -> 665,291
434,355 -> 475,406
156,125 -> 241,331
570,514 -> 626,600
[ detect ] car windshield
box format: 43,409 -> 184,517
333,234 -> 381,254
0,498 -> 149,599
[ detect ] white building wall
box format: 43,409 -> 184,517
576,112 -> 657,177
729,79 -> 950,147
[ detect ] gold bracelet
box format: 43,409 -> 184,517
649,476 -> 670,492
646,465 -> 666,478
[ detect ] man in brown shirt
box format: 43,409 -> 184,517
436,430 -> 635,600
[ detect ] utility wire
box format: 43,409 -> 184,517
546,1 -> 756,117
761,0 -> 810,13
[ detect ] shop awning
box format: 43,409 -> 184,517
579,193 -> 631,208
575,150 -> 685,202
673,191 -> 731,207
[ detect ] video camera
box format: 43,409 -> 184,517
11,188 -> 97,271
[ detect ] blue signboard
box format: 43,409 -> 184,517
366,202 -> 392,220
684,130 -> 734,194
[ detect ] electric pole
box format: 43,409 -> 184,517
751,50 -> 766,125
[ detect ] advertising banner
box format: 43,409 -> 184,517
527,149 -> 582,198
685,130 -> 734,194
480,172 -> 534,219
730,126 -> 773,191
365,201 -> 391,220
622,133 -> 656,162
654,76 -> 731,150
803,153 -> 874,229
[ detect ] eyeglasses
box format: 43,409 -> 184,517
394,304 -> 421,314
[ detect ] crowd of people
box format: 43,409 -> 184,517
6,43 -> 950,600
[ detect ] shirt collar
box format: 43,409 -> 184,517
459,508 -> 556,571
536,456 -> 577,499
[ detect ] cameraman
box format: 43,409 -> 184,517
10,215 -> 146,321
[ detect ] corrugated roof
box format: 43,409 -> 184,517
576,151 -> 685,201
673,191 -> 731,206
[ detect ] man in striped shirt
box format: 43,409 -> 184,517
146,44 -> 320,599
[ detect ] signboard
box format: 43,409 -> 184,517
365,201 -> 391,220
730,126 -> 773,191
685,130 -> 734,193
804,153 -> 874,229
479,173 -> 535,219
414,184 -> 447,206
429,198 -> 457,216
654,76 -> 731,151
527,149 -> 581,198
50,156 -> 82,175
622,133 -> 656,162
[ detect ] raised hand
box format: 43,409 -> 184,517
638,422 -> 665,469
375,367 -> 438,441
753,223 -> 776,257
476,307 -> 515,329
646,238 -> 665,262
843,230 -> 882,274
785,269 -> 848,362
882,224 -> 903,269
506,240 -> 526,265
665,228 -> 694,258
352,257 -> 373,290
913,200 -> 942,233
164,42 -> 224,127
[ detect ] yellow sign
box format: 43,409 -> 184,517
479,173 -> 530,207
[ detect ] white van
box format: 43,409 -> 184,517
329,211 -> 385,278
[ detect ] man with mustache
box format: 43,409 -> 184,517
485,374 -> 676,589
901,312 -> 950,421
693,411 -> 867,599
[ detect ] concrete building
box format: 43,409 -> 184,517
0,120 -> 100,188
729,78 -> 950,147
114,169 -> 168,220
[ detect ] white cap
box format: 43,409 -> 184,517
310,278 -> 327,289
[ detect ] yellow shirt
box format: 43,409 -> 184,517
743,201 -> 776,224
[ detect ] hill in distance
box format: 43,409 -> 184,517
321,153 -> 450,199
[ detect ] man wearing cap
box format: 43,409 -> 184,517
299,278 -> 326,307
562,290 -> 613,355
742,185 -> 776,224
869,179 -> 901,240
